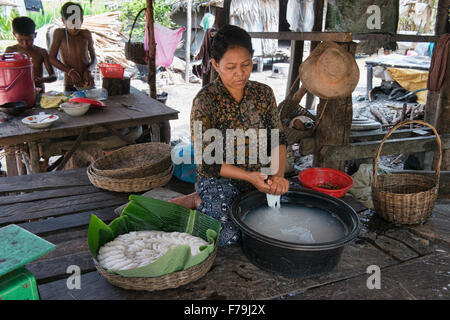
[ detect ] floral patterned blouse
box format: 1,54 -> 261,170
190,77 -> 287,181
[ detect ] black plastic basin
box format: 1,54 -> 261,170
231,188 -> 360,278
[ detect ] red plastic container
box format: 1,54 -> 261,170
98,63 -> 125,79
0,52 -> 36,107
298,167 -> 354,198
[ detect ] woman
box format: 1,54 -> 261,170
172,25 -> 289,246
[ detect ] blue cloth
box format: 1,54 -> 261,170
195,177 -> 255,246
172,143 -> 197,184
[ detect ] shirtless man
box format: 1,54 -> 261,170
49,2 -> 97,91
5,16 -> 57,92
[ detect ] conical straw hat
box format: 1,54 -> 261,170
299,42 -> 360,99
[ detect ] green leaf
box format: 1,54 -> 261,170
108,215 -> 131,237
87,214 -> 114,258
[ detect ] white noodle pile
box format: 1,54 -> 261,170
97,231 -> 208,271
266,194 -> 281,209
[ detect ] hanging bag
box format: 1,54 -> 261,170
125,8 -> 147,65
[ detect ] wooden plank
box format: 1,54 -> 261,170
27,251 -> 94,284
350,128 -> 432,143
0,185 -> 100,205
34,237 -> 88,263
0,192 -> 128,225
285,253 -> 450,300
0,168 -> 90,194
321,134 -> 450,162
248,31 -> 353,42
37,240 -> 399,300
4,145 -> 19,177
18,206 -> 118,236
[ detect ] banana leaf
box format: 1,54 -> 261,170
88,195 -> 221,278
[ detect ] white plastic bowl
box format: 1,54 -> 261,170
60,102 -> 90,116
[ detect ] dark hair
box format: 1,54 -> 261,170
12,17 -> 35,35
61,2 -> 84,21
211,24 -> 254,62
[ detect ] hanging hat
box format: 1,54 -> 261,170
299,42 -> 360,99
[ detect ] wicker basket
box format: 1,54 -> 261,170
91,142 -> 172,179
124,8 -> 147,65
94,246 -> 217,291
372,120 -> 442,225
87,163 -> 174,193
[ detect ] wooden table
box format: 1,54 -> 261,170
365,54 -> 431,98
0,88 -> 178,176
1,169 -> 449,300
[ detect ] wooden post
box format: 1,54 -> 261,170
435,42 -> 450,170
305,0 -> 325,109
435,0 -> 449,35
185,0 -> 192,83
285,40 -> 304,97
146,0 -> 157,99
208,0 -> 231,84
424,0 -> 449,168
313,42 -> 357,171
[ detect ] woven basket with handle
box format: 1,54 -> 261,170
94,245 -> 217,291
124,7 -> 147,65
372,120 -> 441,225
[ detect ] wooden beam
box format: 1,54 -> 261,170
146,0 -> 157,99
351,33 -> 440,43
320,134 -> 450,162
248,31 -> 352,42
248,32 -> 440,43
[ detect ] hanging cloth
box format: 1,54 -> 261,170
427,34 -> 450,91
144,17 -> 186,68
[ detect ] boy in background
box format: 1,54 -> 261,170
5,16 -> 57,92
49,2 -> 97,91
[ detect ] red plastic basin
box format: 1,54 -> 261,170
298,167 -> 353,198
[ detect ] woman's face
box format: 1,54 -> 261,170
211,46 -> 253,94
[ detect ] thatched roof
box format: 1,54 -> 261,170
0,0 -> 21,6
168,0 -> 224,13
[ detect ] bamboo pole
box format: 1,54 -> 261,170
185,0 -> 192,83
147,0 -> 157,99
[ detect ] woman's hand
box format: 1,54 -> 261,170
267,176 -> 289,195
246,171 -> 271,193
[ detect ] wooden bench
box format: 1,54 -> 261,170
1,169 -> 449,300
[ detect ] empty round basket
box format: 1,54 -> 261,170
91,142 -> 172,179
372,120 -> 441,225
87,163 -> 174,193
